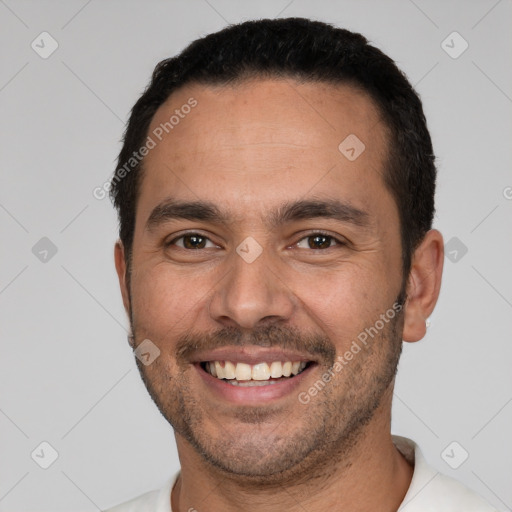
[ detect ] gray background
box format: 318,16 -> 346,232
1,0 -> 511,510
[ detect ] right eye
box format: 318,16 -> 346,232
166,233 -> 218,250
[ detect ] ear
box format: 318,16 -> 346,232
402,229 -> 444,343
114,240 -> 131,316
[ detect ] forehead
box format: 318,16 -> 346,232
139,78 -> 392,223
148,78 -> 385,150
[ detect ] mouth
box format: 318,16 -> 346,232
192,347 -> 319,404
200,360 -> 312,387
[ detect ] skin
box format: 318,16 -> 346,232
115,78 -> 444,512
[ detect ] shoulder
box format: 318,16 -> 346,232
393,436 -> 498,512
413,472 -> 498,511
102,473 -> 178,512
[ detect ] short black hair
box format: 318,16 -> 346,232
110,17 -> 436,276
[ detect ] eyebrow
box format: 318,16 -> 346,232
145,198 -> 370,231
269,198 -> 369,229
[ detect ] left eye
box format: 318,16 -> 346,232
296,234 -> 340,250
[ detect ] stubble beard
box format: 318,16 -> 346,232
130,295 -> 405,486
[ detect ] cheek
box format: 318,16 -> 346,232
130,263 -> 210,335
285,263 -> 385,332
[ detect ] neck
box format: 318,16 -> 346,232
171,392 -> 413,512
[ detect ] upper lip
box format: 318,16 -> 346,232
190,346 -> 317,365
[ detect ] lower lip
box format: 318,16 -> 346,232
195,363 -> 316,404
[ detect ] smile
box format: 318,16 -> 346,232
201,360 -> 310,386
193,347 -> 317,403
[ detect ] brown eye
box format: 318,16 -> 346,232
169,234 -> 216,249
183,235 -> 206,249
310,235 -> 332,249
296,234 -> 338,250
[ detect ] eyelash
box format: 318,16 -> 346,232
166,231 -> 346,250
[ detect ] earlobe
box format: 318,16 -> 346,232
114,241 -> 131,316
402,229 -> 444,343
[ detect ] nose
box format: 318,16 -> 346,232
208,246 -> 296,330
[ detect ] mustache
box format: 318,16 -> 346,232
175,324 -> 336,365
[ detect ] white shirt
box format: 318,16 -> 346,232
103,436 -> 497,511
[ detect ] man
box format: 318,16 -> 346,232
104,17 -> 496,512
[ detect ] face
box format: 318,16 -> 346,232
117,78 -> 409,482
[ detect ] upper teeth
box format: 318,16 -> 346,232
206,361 -> 307,380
